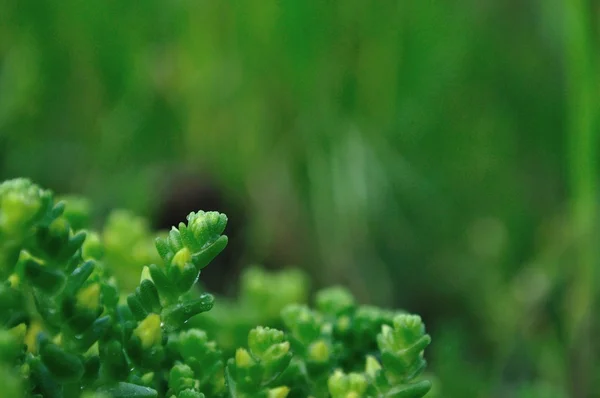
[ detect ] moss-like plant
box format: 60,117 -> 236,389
0,178 -> 431,397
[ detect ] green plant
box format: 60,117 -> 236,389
0,178 -> 431,397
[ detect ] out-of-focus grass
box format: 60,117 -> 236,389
562,1 -> 599,396
1,0 -> 598,396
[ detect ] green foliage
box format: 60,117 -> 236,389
0,178 -> 431,397
3,1 -> 600,395
226,327 -> 291,397
190,266 -> 310,355
275,294 -> 431,398
101,210 -> 162,293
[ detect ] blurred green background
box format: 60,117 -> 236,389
1,1 -> 599,397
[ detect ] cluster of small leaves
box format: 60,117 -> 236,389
0,178 -> 228,397
165,328 -> 225,398
189,266 -> 310,354
0,178 -> 432,398
271,287 -> 432,398
226,327 -> 292,397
